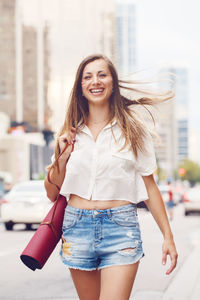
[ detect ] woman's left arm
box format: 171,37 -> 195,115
142,174 -> 178,275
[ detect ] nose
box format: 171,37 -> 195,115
92,75 -> 100,85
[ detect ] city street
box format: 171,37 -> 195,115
0,204 -> 200,300
1,1 -> 200,300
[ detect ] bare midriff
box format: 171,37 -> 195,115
68,194 -> 131,210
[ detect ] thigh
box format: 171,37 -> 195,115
70,268 -> 100,300
99,263 -> 139,300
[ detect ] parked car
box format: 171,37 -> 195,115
0,180 -> 53,230
183,187 -> 200,216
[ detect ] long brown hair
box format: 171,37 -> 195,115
53,54 -> 174,171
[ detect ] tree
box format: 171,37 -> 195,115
177,159 -> 200,186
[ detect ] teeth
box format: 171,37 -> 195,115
90,89 -> 104,93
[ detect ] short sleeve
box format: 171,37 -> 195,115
135,133 -> 157,176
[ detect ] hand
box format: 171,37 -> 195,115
162,237 -> 178,275
58,127 -> 76,156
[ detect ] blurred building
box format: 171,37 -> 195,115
189,128 -> 199,162
23,24 -> 50,130
174,67 -> 189,161
0,0 -> 16,119
155,65 -> 189,179
48,0 -> 116,131
155,100 -> 178,180
0,132 -> 53,185
0,0 -> 50,131
115,0 -> 137,77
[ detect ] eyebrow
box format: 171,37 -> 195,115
83,70 -> 107,75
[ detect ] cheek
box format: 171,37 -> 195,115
106,78 -> 113,93
81,81 -> 88,93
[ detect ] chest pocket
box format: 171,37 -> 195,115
110,147 -> 136,179
111,143 -> 135,160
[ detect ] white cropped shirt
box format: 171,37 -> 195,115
55,119 -> 157,204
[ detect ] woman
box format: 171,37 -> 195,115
44,54 -> 178,300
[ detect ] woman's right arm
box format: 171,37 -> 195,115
44,128 -> 76,202
44,152 -> 70,202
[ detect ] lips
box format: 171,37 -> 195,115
89,88 -> 104,94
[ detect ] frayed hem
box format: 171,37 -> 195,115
69,266 -> 98,271
97,253 -> 145,270
61,261 -> 97,271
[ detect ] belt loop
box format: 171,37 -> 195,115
107,208 -> 111,218
78,209 -> 82,220
134,203 -> 138,216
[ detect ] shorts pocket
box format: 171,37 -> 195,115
62,212 -> 80,230
111,211 -> 138,227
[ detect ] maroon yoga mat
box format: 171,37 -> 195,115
20,195 -> 67,271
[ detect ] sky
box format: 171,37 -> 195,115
21,0 -> 200,158
135,0 -> 200,131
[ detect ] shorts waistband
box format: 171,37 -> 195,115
65,203 -> 137,216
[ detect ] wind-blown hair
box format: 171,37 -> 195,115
52,54 -> 174,171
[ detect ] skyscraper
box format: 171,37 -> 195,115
0,0 -> 50,131
22,24 -> 50,130
155,99 -> 178,179
155,65 -> 189,179
173,67 -> 189,161
0,0 -> 16,120
115,0 -> 137,77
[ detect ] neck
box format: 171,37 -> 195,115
87,103 -> 111,125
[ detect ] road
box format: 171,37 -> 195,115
0,204 -> 200,300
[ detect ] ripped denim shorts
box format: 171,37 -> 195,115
60,203 -> 144,271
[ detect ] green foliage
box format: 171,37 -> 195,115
39,173 -> 46,180
156,158 -> 167,183
177,159 -> 200,185
157,166 -> 167,182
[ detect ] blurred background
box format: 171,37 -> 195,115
0,1 -> 200,299
0,0 -> 200,187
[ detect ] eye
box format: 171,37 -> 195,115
83,75 -> 91,80
99,73 -> 106,78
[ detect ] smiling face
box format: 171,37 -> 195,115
81,59 -> 113,105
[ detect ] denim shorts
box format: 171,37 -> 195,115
60,203 -> 144,271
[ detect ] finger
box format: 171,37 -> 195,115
166,255 -> 177,275
162,251 -> 167,265
70,131 -> 76,138
70,127 -> 76,133
69,134 -> 76,143
59,134 -> 68,141
60,134 -> 72,144
61,138 -> 69,144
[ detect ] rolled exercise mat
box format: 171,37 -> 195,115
20,195 -> 67,271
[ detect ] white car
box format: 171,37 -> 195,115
0,180 -> 53,230
184,187 -> 200,216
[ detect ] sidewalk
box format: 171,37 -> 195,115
54,240 -> 200,300
54,242 -> 200,300
161,244 -> 200,300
